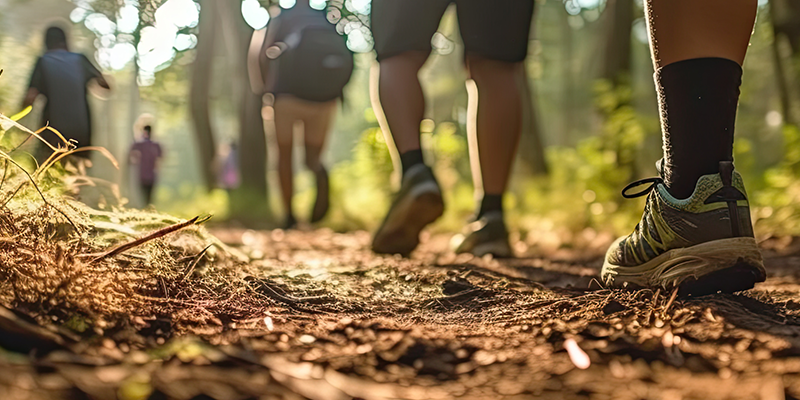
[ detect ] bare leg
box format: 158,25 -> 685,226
647,0 -> 757,198
467,56 -> 523,199
647,0 -> 757,68
273,98 -> 296,227
372,53 -> 444,256
378,52 -> 429,155
303,100 -> 336,222
599,0 -> 765,293
453,56 -> 521,258
302,100 -> 335,171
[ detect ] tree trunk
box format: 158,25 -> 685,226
518,67 -> 548,176
601,0 -> 633,84
770,0 -> 800,126
771,22 -> 794,126
127,61 -> 143,206
235,92 -> 269,205
216,0 -> 271,220
598,0 -> 636,178
560,7 -> 575,146
190,0 -> 218,190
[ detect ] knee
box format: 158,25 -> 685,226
304,157 -> 322,172
277,147 -> 292,165
466,55 -> 520,83
380,51 -> 429,77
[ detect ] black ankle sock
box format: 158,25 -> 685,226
400,149 -> 424,176
477,194 -> 503,219
657,57 -> 741,199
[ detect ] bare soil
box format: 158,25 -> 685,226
3,228 -> 800,400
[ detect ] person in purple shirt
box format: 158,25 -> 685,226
129,125 -> 163,205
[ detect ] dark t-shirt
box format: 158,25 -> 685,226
28,50 -> 103,147
271,6 -> 330,43
266,6 -> 347,100
130,139 -> 162,185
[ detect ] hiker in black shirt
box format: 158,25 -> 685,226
24,26 -> 110,161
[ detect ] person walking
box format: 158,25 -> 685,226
24,26 -> 110,162
601,0 -> 767,294
370,0 -> 535,257
249,0 -> 354,229
129,125 -> 163,206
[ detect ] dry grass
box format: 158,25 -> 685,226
0,108 -> 274,336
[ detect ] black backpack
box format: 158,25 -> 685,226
270,19 -> 354,102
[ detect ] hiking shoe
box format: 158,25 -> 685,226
372,164 -> 444,256
310,166 -> 329,223
455,211 -> 513,258
601,161 -> 766,295
282,214 -> 298,230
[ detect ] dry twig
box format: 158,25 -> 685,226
662,287 -> 680,319
181,244 -> 212,282
89,216 -> 204,263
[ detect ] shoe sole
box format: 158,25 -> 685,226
458,239 -> 513,258
601,237 -> 766,295
371,182 -> 444,256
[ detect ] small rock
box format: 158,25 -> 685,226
299,335 -> 316,344
473,350 -> 497,366
786,300 -> 800,310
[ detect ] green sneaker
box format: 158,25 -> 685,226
601,161 -> 766,294
455,211 -> 513,258
372,164 -> 444,256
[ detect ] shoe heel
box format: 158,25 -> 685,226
371,186 -> 444,256
411,191 -> 444,227
679,261 -> 766,296
658,237 -> 766,292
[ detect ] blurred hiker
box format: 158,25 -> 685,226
129,125 -> 162,206
23,26 -> 110,162
219,141 -> 241,194
249,0 -> 353,229
370,0 -> 534,257
600,0 -> 766,294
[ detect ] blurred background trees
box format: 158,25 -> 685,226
0,0 -> 797,245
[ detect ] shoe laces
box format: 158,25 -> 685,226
621,177 -> 663,199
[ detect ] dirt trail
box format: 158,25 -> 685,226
3,228 -> 800,400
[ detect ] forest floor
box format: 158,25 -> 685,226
3,226 -> 800,400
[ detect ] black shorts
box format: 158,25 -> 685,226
371,0 -> 534,63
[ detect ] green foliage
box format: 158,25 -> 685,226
752,125 -> 800,236
286,82 -> 653,250
64,314 -> 91,333
157,185 -> 229,221
303,127 -> 394,231
593,79 -> 647,174
503,80 -> 651,251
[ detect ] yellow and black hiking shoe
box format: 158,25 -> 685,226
372,164 -> 444,257
455,211 -> 513,258
601,161 -> 766,295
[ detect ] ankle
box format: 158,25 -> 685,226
664,161 -> 729,199
477,194 -> 503,219
312,164 -> 327,177
657,58 -> 741,200
400,149 -> 425,177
